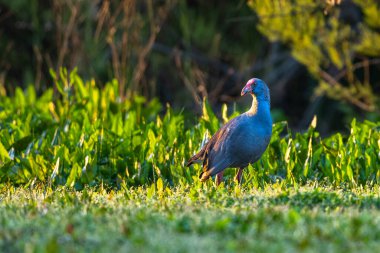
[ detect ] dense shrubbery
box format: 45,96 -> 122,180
0,71 -> 379,188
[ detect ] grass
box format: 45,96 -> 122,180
1,70 -> 380,252
2,184 -> 380,252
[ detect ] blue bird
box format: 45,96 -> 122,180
187,78 -> 272,184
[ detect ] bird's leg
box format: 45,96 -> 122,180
234,168 -> 244,184
216,171 -> 224,185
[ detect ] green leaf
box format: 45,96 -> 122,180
157,177 -> 164,193
66,164 -> 81,187
0,141 -> 10,162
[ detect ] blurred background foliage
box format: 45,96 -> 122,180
0,0 -> 379,134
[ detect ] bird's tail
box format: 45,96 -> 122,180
186,141 -> 208,167
186,151 -> 203,167
187,131 -> 210,166
188,148 -> 211,183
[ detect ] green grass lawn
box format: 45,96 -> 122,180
2,183 -> 380,253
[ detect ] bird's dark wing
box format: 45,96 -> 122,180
186,116 -> 243,180
199,116 -> 246,180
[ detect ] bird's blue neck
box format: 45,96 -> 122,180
247,94 -> 271,117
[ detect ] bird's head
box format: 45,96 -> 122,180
241,78 -> 270,101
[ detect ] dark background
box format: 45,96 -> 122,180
0,0 -> 379,134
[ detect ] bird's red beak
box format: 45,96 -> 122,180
241,82 -> 253,96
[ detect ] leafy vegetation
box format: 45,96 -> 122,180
249,0 -> 380,111
0,71 -> 379,188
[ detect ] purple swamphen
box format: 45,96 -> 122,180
187,78 -> 272,184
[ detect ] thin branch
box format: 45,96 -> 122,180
335,58 -> 380,81
319,70 -> 375,111
174,50 -> 202,106
132,0 -> 175,95
56,1 -> 79,72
